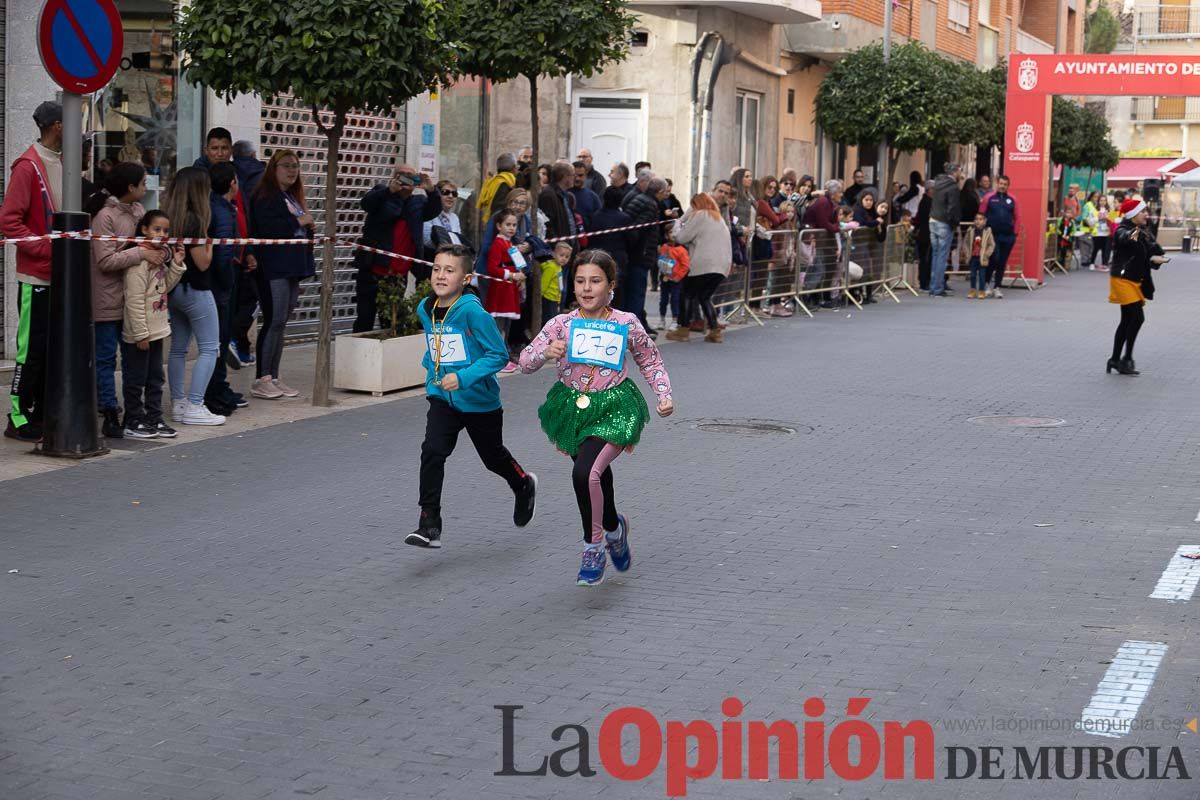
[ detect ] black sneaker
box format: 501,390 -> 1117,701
405,513 -> 443,548
223,343 -> 243,371
123,420 -> 158,439
4,419 -> 41,442
513,473 -> 538,527
149,419 -> 178,439
206,399 -> 235,417
102,409 -> 124,439
229,393 -> 249,409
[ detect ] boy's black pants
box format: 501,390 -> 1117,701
418,397 -> 527,518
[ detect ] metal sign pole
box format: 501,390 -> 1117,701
61,92 -> 82,211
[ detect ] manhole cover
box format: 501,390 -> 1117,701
968,415 -> 1065,428
695,421 -> 804,436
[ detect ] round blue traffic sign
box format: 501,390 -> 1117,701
38,0 -> 123,94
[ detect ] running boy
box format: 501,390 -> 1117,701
406,243 -> 537,548
519,249 -> 674,587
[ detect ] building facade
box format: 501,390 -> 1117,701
1108,2 -> 1200,159
1,0 -> 486,358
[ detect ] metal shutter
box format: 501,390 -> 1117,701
259,97 -> 406,340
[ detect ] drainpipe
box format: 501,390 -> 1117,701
689,32 -> 714,198
699,36 -> 734,196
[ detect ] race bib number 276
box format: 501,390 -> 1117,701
567,318 -> 628,370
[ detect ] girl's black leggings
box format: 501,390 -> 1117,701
571,437 -> 623,543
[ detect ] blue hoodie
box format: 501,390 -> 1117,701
417,291 -> 509,412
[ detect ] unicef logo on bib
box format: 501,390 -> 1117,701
567,318 -> 628,370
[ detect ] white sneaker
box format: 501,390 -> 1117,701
172,399 -> 187,421
984,288 -> 994,298
994,288 -> 1004,299
181,402 -> 226,426
658,316 -> 667,331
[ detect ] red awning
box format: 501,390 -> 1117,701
1105,157 -> 1186,184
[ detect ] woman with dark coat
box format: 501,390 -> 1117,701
1107,198 -> 1167,375
589,186 -> 637,308
249,149 -> 315,399
851,189 -> 883,304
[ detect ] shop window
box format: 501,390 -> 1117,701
88,0 -> 202,208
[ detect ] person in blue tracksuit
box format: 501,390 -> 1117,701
406,243 -> 538,549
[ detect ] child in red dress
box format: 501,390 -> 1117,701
484,209 -> 527,373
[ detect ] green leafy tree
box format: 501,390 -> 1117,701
457,0 -> 634,331
176,0 -> 459,406
816,42 -> 962,185
458,0 -> 636,170
956,62 -> 1007,154
1085,5 -> 1121,54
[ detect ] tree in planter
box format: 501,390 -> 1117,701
457,0 -> 635,330
376,274 -> 408,338
176,0 -> 459,406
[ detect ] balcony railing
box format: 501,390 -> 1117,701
1131,96 -> 1200,123
1134,5 -> 1200,39
1015,29 -> 1054,53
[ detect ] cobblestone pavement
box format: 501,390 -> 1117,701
2,263 -> 1200,799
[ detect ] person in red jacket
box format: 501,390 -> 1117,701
0,102 -> 63,442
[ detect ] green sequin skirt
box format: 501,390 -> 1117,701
538,380 -> 650,456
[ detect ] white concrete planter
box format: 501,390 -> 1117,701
334,330 -> 427,396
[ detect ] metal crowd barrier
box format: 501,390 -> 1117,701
698,217 -> 1041,324
1044,226 -> 1067,276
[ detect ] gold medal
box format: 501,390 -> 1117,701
576,394 -> 591,409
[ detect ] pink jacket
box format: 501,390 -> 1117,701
519,308 -> 672,401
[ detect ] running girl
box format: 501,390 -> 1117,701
406,243 -> 538,549
518,249 -> 673,586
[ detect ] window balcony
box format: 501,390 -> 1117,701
633,0 -> 820,25
1131,96 -> 1200,123
1133,5 -> 1200,40
1015,29 -> 1055,53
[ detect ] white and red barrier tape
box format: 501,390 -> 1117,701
0,218 -> 678,283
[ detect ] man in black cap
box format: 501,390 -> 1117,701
0,101 -> 63,441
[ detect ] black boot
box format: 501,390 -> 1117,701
1106,358 -> 1120,374
405,512 -> 442,548
1118,358 -> 1139,376
101,408 -> 124,439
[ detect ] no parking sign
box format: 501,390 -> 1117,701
38,0 -> 123,94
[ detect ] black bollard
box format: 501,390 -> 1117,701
39,212 -> 107,458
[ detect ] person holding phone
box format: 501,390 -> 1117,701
353,163 -> 441,331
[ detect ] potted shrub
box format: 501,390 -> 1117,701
334,278 -> 432,395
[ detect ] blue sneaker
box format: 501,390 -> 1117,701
606,514 -> 632,573
235,343 -> 255,365
576,546 -> 606,587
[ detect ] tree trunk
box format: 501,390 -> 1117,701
312,108 -> 345,408
527,73 -> 543,334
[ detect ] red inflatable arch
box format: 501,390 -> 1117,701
1004,54 -> 1200,283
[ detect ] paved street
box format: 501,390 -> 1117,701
3,261 -> 1200,799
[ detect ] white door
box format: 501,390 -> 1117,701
572,95 -> 645,178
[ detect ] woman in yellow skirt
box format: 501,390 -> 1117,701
1108,198 -> 1168,375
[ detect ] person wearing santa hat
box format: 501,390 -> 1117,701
1107,197 -> 1167,375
